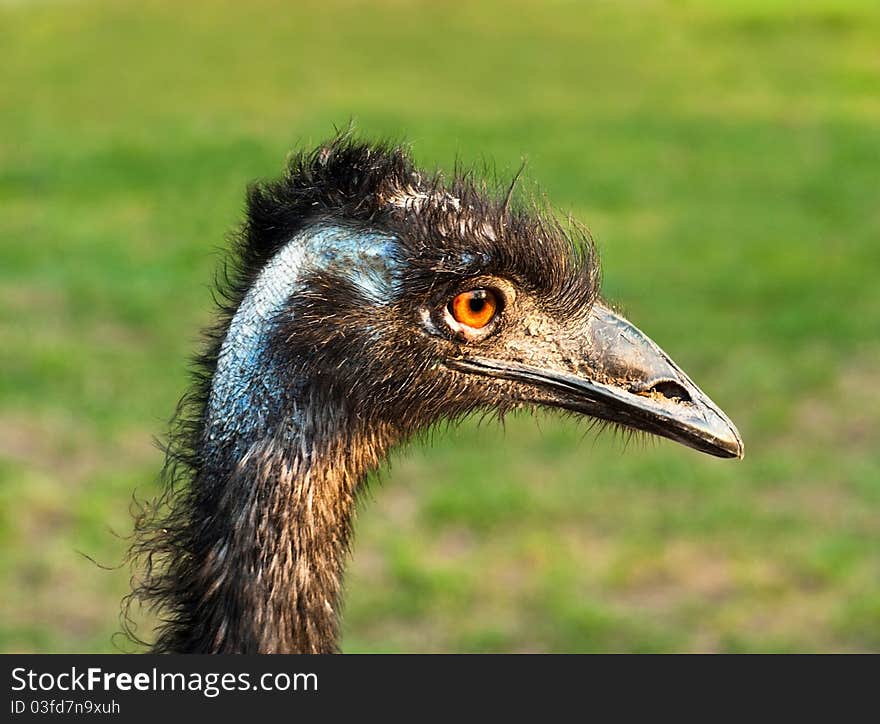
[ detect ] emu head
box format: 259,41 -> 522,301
208,138 -> 743,462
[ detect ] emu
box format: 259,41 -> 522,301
127,135 -> 743,653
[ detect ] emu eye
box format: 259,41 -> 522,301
449,289 -> 499,330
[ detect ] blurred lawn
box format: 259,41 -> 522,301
1,0 -> 878,652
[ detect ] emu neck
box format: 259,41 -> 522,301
169,418 -> 392,654
157,225 -> 402,653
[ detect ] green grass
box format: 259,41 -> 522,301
1,0 -> 878,652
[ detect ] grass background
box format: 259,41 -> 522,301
1,0 -> 878,652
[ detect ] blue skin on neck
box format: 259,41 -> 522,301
205,225 -> 400,459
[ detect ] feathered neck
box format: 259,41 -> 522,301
147,413 -> 396,653
133,219 -> 403,652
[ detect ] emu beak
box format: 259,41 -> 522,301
450,302 -> 744,459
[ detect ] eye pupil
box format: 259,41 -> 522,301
469,298 -> 485,313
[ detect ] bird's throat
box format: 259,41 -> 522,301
160,420 -> 392,653
219,438 -> 356,652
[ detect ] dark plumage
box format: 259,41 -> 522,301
125,134 -> 742,653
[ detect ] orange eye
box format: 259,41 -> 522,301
449,289 -> 499,329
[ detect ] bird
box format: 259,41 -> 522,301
125,134 -> 743,653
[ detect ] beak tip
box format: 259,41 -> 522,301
715,420 -> 745,460
691,404 -> 744,460
726,440 -> 745,460
733,435 -> 745,461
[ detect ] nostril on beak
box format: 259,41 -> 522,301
644,380 -> 692,403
